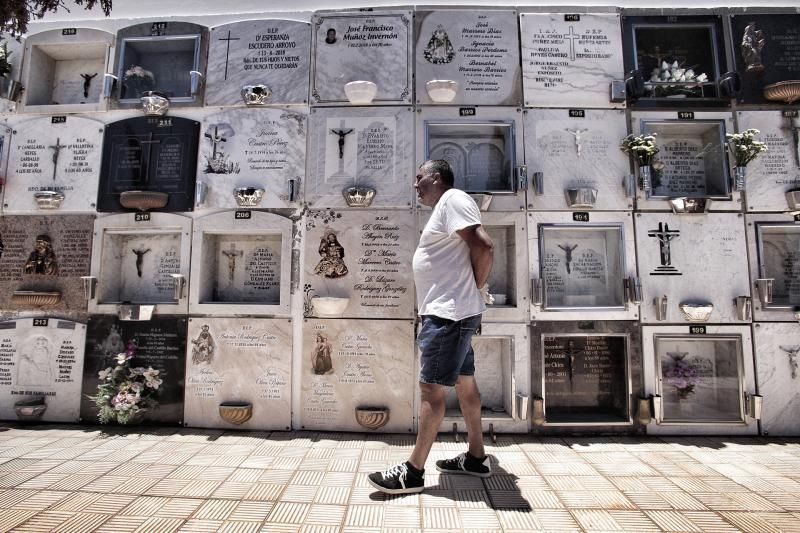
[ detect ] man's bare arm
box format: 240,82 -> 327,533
457,224 -> 494,288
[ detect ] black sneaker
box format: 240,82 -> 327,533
367,462 -> 424,495
435,452 -> 491,478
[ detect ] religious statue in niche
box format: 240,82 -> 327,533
741,23 -> 766,74
311,332 -> 333,375
24,235 -> 59,275
779,345 -> 799,380
423,26 -> 454,64
558,243 -> 578,275
565,128 -> 589,157
647,223 -> 681,276
191,324 -> 215,365
81,73 -> 98,98
314,229 -> 348,278
203,123 -> 240,174
17,336 -> 52,387
131,248 -> 151,278
95,324 -> 125,355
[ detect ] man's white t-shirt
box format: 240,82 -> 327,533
413,188 -> 486,321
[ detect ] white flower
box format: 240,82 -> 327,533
685,69 -> 695,78
661,61 -> 670,71
672,61 -> 679,69
98,367 -> 113,381
696,73 -> 708,83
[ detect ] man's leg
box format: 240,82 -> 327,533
408,382 -> 447,470
454,375 -> 485,459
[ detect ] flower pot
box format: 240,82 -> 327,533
11,291 -> 61,307
140,91 -> 170,116
342,186 -> 376,207
119,190 -> 169,211
355,407 -> 390,430
312,297 -> 350,317
219,401 -> 253,425
234,187 -> 265,207
678,302 -> 713,322
33,191 -> 65,210
638,165 -> 652,191
565,188 -> 598,209
786,190 -> 800,211
14,398 -> 47,421
733,166 -> 747,192
425,79 -> 458,103
241,84 -> 271,105
669,197 -> 710,214
763,80 -> 800,104
344,81 -> 377,105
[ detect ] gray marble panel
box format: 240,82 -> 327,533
520,12 -> 624,108
0,125 -> 10,211
4,116 -> 103,214
184,318 -> 292,430
635,213 -> 749,324
414,9 -> 521,106
303,210 -> 415,319
196,108 -> 307,209
311,10 -> 412,104
0,215 -> 94,312
206,20 -> 311,106
307,107 -> 413,208
753,323 -> 800,436
0,318 -> 86,423
738,111 -> 800,212
300,319 -> 414,432
524,109 -> 631,210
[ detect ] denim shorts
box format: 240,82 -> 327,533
418,314 -> 482,386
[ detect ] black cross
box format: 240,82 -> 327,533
49,137 -> 66,182
138,133 -> 161,185
218,30 -> 241,81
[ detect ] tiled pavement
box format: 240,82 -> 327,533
1,425 -> 800,532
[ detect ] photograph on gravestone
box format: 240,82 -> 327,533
0,319 -> 86,423
114,22 -> 207,105
444,336 -> 513,418
311,10 -> 412,104
520,13 -> 625,108
655,335 -> 744,424
624,16 -> 726,104
303,210 -> 415,320
0,216 -> 93,311
81,316 -> 187,425
755,223 -> 800,309
4,116 -> 103,213
640,120 -> 729,199
538,225 -> 625,310
415,9 -> 521,106
20,29 -> 113,112
197,108 -> 306,208
542,334 -> 629,424
184,318 -> 292,430
731,14 -> 800,105
206,20 -> 311,106
300,319 -> 414,432
98,116 -> 200,212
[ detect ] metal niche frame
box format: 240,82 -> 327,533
537,223 -> 627,312
639,119 -> 731,200
539,332 -> 632,427
653,333 -> 747,425
754,222 -> 800,311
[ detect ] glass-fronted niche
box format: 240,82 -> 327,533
755,222 -> 800,310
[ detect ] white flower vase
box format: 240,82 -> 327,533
638,164 -> 653,192
733,166 -> 747,191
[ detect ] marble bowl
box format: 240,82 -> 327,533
565,188 -> 598,209
355,407 -> 390,430
34,191 -> 65,209
218,402 -> 253,425
11,291 -> 61,307
120,190 -> 169,211
426,79 -> 458,103
669,197 -> 710,214
679,302 -> 714,322
763,80 -> 800,104
140,91 -> 170,116
14,398 -> 47,421
469,193 -> 493,211
344,81 -> 377,105
234,187 -> 265,207
786,190 -> 800,211
241,84 -> 271,105
343,186 -> 376,207
312,296 -> 350,317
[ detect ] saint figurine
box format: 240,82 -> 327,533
314,230 -> 349,278
191,324 -> 215,365
311,333 -> 333,375
741,23 -> 766,73
24,235 -> 59,275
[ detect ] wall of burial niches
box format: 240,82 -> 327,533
1,3 -> 799,436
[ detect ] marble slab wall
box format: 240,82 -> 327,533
753,323 -> 800,436
0,318 -> 86,423
184,318 -> 292,430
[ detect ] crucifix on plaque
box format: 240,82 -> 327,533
648,222 -> 681,275
131,247 -> 151,277
558,243 -> 579,274
782,117 -> 800,168
329,120 -> 354,178
48,137 -> 66,181
221,243 -> 243,283
563,339 -> 582,392
204,126 -> 227,160
137,132 -> 162,186
565,128 -> 589,157
218,30 -> 241,81
564,26 -> 580,62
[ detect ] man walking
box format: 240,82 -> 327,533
368,159 -> 494,494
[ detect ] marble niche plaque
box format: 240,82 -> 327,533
635,213 -> 749,323
206,19 -> 311,106
311,10 -> 412,104
197,108 -> 306,209
300,319 -> 414,432
81,316 -> 186,424
20,28 -> 113,114
0,125 -> 10,208
0,318 -> 86,423
184,318 -> 292,430
520,12 -> 624,108
98,116 -> 200,212
414,9 -> 521,106
303,210 -> 415,319
307,107 -> 414,208
749,218 -> 800,321
731,14 -> 800,105
0,215 -> 94,312
113,22 -> 208,107
753,323 -> 800,436
89,213 -> 191,316
738,111 -> 800,212
4,116 -> 103,214
189,211 -> 292,316
524,109 -> 631,211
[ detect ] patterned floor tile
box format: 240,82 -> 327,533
120,496 -> 169,516
422,507 -> 461,529
0,509 -> 37,533
496,508 -> 542,530
608,510 -> 661,531
345,504 -> 383,528
194,499 -> 239,520
267,502 -> 309,524
131,516 -> 184,532
217,521 -> 262,533
92,515 -> 147,533
382,505 -> 421,529
159,498 -> 203,519
645,510 -> 703,532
